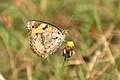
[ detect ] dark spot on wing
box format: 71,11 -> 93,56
55,37 -> 59,39
42,24 -> 48,30
52,37 -> 59,39
32,25 -> 35,28
58,31 -> 60,34
36,33 -> 38,35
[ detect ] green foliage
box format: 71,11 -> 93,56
0,22 -> 22,52
0,0 -> 120,80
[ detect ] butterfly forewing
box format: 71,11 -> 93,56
26,20 -> 65,58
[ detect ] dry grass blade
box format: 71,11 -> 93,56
100,24 -> 115,64
94,63 -> 111,79
86,50 -> 102,79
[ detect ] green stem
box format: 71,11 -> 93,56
57,55 -> 67,80
61,55 -> 67,69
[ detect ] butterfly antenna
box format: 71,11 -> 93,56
64,15 -> 74,30
63,15 -> 74,39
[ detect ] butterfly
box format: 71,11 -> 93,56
26,20 -> 66,58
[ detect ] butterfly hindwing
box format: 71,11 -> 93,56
26,20 -> 65,58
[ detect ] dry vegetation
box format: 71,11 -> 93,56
0,0 -> 120,80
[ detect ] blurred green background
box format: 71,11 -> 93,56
0,0 -> 120,80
